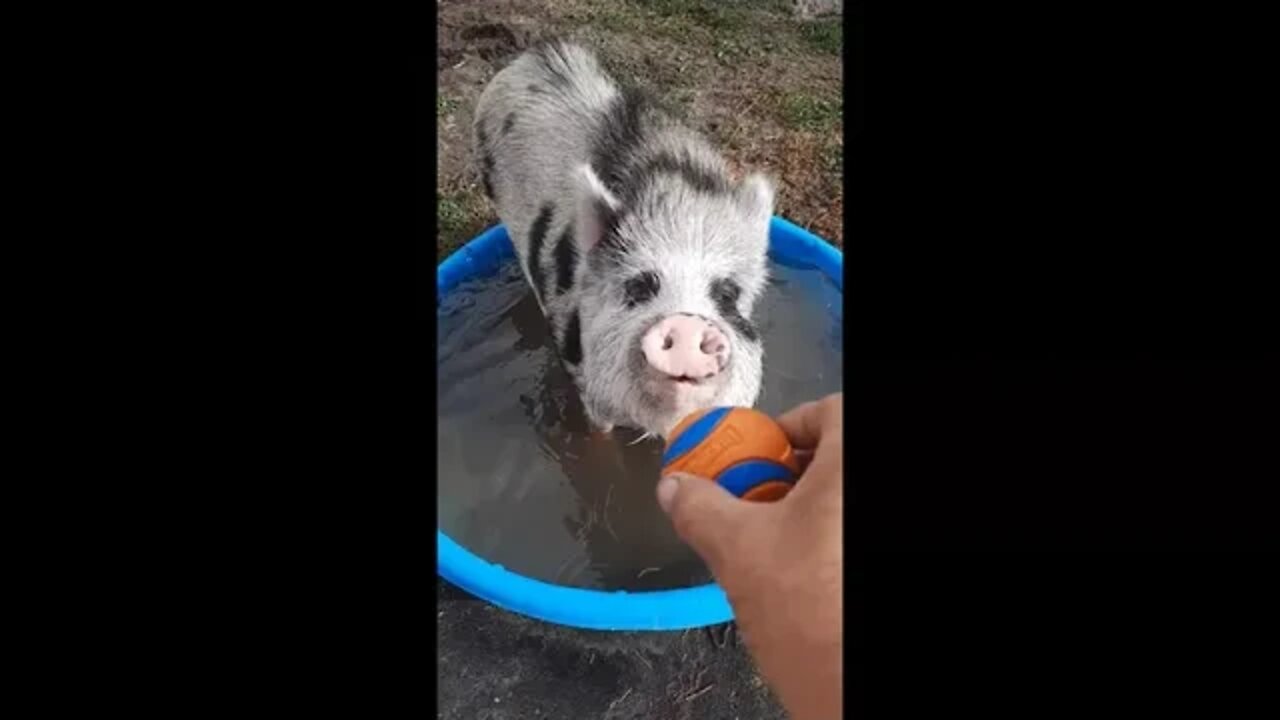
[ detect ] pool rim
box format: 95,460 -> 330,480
437,215 -> 842,631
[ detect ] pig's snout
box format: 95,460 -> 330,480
641,314 -> 729,380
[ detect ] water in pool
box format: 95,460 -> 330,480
438,257 -> 843,591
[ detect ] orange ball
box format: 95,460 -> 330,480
661,407 -> 800,502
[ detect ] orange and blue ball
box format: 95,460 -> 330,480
661,407 -> 800,502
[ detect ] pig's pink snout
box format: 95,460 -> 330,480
641,315 -> 729,379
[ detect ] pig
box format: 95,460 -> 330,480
473,40 -> 773,439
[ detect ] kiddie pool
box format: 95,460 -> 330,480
437,216 -> 843,631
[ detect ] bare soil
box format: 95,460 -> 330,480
437,580 -> 785,720
435,0 -> 843,258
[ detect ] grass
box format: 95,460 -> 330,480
820,138 -> 843,176
438,195 -> 467,237
799,19 -> 842,54
593,4 -> 640,33
583,0 -> 848,78
778,91 -> 842,132
638,0 -> 749,31
438,189 -> 489,257
437,95 -> 459,118
598,1 -> 783,64
435,0 -> 847,251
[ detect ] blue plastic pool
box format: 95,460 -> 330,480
437,216 -> 843,631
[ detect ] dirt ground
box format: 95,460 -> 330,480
434,3 -> 841,718
436,0 -> 843,259
437,580 -> 785,720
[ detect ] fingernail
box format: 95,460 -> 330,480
656,474 -> 680,513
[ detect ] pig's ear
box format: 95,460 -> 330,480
574,164 -> 622,253
737,173 -> 775,227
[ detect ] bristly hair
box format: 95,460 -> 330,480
589,84 -> 651,200
561,308 -> 583,365
625,150 -> 730,206
588,81 -> 731,237
528,39 -> 577,89
475,122 -> 496,200
527,203 -> 555,304
553,223 -> 578,295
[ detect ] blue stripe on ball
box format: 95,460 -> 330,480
717,460 -> 795,498
661,407 -> 732,466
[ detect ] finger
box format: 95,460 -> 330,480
785,437 -> 843,504
792,448 -> 816,470
776,393 -> 843,450
657,472 -> 752,572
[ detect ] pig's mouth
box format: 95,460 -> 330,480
649,369 -> 722,399
630,365 -> 727,439
643,364 -> 720,388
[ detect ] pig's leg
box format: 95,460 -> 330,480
578,391 -> 614,436
585,406 -> 615,437
582,404 -> 629,468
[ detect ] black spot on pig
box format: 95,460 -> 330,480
553,224 -> 577,294
590,87 -> 728,212
502,112 -> 516,135
528,204 -> 555,303
480,163 -> 496,200
590,86 -> 649,198
562,309 -> 583,365
631,151 -> 729,202
475,123 -> 496,200
624,271 -> 661,307
725,308 -> 759,343
710,278 -> 760,342
527,83 -> 543,94
709,277 -> 741,305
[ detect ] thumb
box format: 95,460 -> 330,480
657,473 -> 746,571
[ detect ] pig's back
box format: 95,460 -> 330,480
473,43 -> 619,298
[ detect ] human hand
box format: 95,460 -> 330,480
656,393 -> 843,720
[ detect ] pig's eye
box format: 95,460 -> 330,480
710,277 -> 759,342
709,277 -> 742,306
624,271 -> 661,307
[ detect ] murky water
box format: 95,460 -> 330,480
437,258 -> 843,591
